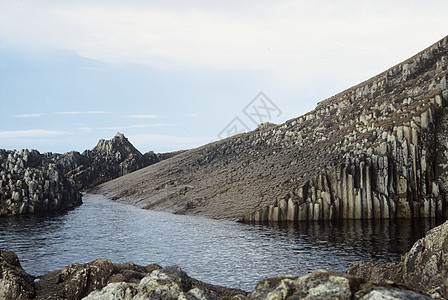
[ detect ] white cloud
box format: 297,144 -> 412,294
124,114 -> 158,119
0,129 -> 67,139
54,111 -> 111,115
13,113 -> 43,118
0,0 -> 446,77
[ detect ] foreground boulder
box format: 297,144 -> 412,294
248,270 -> 432,300
348,219 -> 448,298
4,220 -> 448,299
0,249 -> 35,300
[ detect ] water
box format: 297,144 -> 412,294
0,194 -> 442,291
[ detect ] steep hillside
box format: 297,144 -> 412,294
97,35 -> 448,222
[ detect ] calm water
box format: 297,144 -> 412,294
0,194 -> 442,291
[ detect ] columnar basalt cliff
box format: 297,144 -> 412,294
0,149 -> 82,216
98,36 -> 448,222
0,133 -> 180,216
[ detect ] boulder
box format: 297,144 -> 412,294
348,220 -> 448,298
249,270 -> 432,300
0,249 -> 35,300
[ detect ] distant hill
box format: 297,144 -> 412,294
97,36 -> 448,222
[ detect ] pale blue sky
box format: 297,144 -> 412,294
1,0 -> 447,153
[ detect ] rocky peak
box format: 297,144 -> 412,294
92,132 -> 142,157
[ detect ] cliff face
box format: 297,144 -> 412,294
0,133 -> 179,216
0,149 -> 82,216
98,35 -> 448,222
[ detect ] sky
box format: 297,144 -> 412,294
0,0 -> 447,154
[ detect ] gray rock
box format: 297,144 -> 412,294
249,269 -> 433,300
348,220 -> 448,298
0,249 -> 35,300
0,132 -> 183,217
355,285 -> 433,299
82,282 -> 136,300
249,270 -> 360,300
135,265 -> 192,300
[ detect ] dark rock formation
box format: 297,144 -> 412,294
0,249 -> 35,300
55,133 -> 158,190
0,149 -> 82,216
0,133 -> 183,216
97,36 -> 448,222
348,219 -> 448,298
54,132 -> 185,191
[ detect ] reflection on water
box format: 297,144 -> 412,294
0,194 -> 442,291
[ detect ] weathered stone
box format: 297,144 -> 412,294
354,284 -> 433,300
82,282 -> 136,300
348,220 -> 448,298
135,265 -> 192,300
0,249 -> 35,300
248,269 -> 431,300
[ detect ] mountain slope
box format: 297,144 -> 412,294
97,35 -> 448,221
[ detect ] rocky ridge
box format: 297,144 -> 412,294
54,132 -> 160,191
0,133 -> 180,216
3,220 -> 448,299
98,35 -> 448,222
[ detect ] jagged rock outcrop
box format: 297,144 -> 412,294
98,36 -> 448,222
54,132 -> 160,190
347,219 -> 448,298
0,149 -> 82,216
0,133 -> 182,216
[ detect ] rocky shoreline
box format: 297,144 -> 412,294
0,133 -> 182,217
2,219 -> 448,299
0,149 -> 82,216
